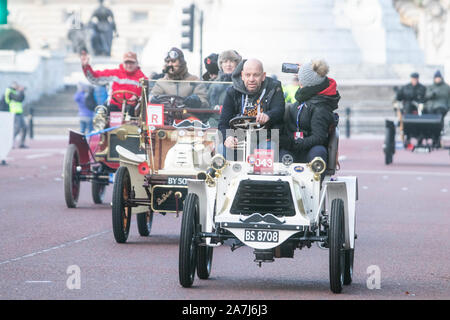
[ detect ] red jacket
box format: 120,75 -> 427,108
82,63 -> 148,109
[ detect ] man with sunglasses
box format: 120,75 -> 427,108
80,50 -> 148,113
150,47 -> 209,109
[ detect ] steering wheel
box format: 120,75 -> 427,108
111,90 -> 139,107
151,95 -> 185,108
229,116 -> 266,131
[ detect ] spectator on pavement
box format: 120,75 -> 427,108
94,85 -> 108,106
74,83 -> 94,134
283,75 -> 300,104
4,82 -> 28,148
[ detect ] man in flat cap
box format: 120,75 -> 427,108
395,72 -> 426,115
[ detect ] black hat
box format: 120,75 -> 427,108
204,53 -> 219,75
410,72 -> 419,79
434,70 -> 442,78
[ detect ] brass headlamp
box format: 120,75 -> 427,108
307,157 -> 326,181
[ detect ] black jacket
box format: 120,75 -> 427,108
396,82 -> 426,114
218,60 -> 285,140
280,78 -> 340,152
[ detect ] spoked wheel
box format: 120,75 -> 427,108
92,181 -> 107,204
329,198 -> 345,294
64,144 -> 80,208
179,193 -> 199,288
344,248 -> 354,285
197,245 -> 213,280
137,210 -> 154,237
112,166 -> 132,243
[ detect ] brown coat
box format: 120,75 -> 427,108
150,72 -> 209,108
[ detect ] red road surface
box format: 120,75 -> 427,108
0,136 -> 449,300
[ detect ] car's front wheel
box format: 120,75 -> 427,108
112,166 -> 132,243
329,198 -> 345,294
179,193 -> 199,288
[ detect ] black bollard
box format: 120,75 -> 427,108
29,107 -> 34,139
345,107 -> 351,138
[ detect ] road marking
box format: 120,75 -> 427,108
442,189 -> 448,193
0,230 -> 110,267
401,187 -> 408,191
340,169 -> 450,177
26,153 -> 53,160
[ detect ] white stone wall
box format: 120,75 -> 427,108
0,50 -> 65,108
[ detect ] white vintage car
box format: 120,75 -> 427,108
111,79 -> 223,243
179,115 -> 358,294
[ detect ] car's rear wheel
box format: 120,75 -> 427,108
329,198 -> 345,294
197,245 -> 213,280
112,166 -> 132,243
92,181 -> 106,204
137,211 -> 153,237
64,144 -> 80,208
179,193 -> 199,288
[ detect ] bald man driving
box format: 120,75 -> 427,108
218,58 -> 285,149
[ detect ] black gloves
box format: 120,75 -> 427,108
183,94 -> 202,108
279,135 -> 293,150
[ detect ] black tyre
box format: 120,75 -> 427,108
112,166 -> 132,243
344,248 -> 354,285
63,144 -> 80,208
385,150 -> 393,165
91,181 -> 106,204
137,211 -> 153,237
384,121 -> 395,165
197,245 -> 213,280
329,198 -> 345,294
179,193 -> 199,288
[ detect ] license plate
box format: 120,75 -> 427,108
244,229 -> 279,243
167,177 -> 188,185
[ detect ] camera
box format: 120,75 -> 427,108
281,63 -> 299,74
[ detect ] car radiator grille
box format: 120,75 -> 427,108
230,179 -> 296,216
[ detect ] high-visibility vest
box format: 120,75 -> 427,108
5,88 -> 23,114
283,84 -> 299,104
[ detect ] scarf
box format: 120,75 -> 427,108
295,77 -> 330,103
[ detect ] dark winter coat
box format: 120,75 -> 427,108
207,71 -> 232,107
425,81 -> 450,113
396,82 -> 426,114
218,60 -> 285,141
280,78 -> 340,152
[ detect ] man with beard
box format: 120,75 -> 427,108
150,47 -> 209,109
